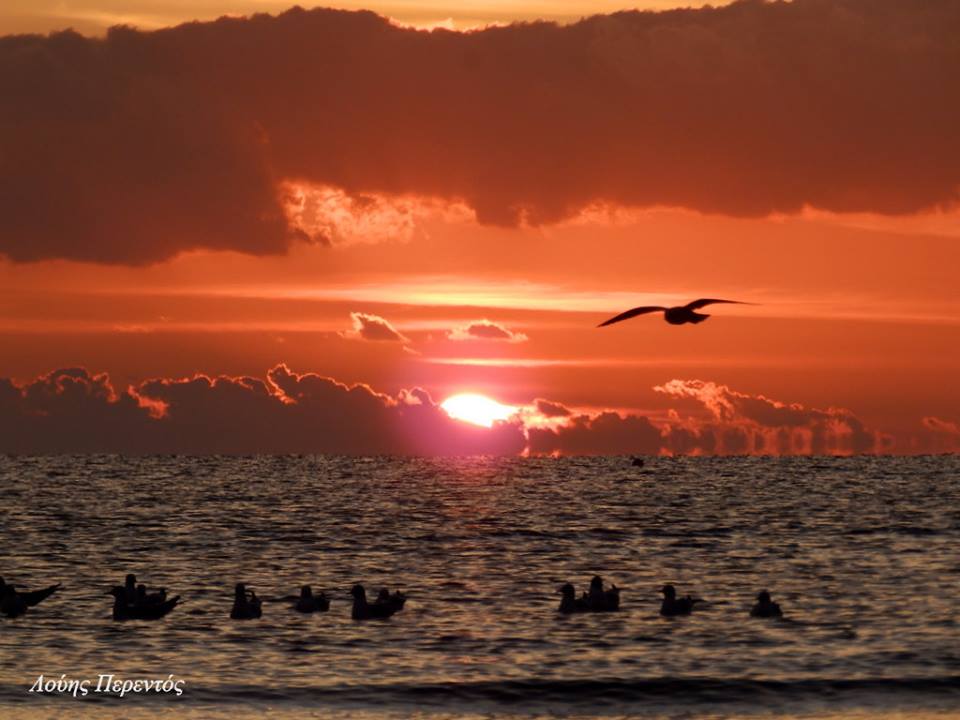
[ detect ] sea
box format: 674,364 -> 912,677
1,455 -> 958,719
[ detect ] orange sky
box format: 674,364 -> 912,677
1,1 -> 959,454
0,0 -> 724,35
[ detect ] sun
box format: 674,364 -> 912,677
441,393 -> 517,428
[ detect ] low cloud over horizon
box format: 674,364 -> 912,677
2,0 -> 959,264
0,364 -> 950,455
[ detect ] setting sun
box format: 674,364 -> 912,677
440,393 -> 517,428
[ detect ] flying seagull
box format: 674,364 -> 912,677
597,298 -> 748,327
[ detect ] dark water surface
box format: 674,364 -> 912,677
1,455 -> 959,719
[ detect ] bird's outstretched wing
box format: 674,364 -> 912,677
597,306 -> 666,327
684,298 -> 750,310
20,584 -> 61,607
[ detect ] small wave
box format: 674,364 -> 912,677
845,525 -> 942,537
222,676 -> 960,709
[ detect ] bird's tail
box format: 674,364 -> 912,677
689,312 -> 710,324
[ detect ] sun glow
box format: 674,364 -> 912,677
441,393 -> 517,428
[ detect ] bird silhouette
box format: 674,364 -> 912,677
375,587 -> 407,611
750,590 -> 783,618
659,584 -> 703,616
351,584 -> 400,620
0,577 -> 61,608
230,583 -> 262,619
598,298 -> 748,327
557,577 -> 620,614
584,575 -> 620,612
294,585 -> 330,613
1,584 -> 28,618
558,583 -> 589,614
107,587 -> 180,621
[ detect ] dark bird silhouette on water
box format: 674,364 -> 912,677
660,584 -> 703,616
558,583 -> 588,614
107,586 -> 180,621
351,584 -> 401,620
136,583 -> 168,606
598,299 -> 749,327
376,587 -> 407,611
750,590 -> 783,618
0,577 -> 61,610
124,574 -> 137,604
558,576 -> 620,613
585,576 -> 620,612
294,585 -> 330,613
230,583 -> 262,619
1,584 -> 28,618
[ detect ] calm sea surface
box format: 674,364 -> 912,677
1,455 -> 959,719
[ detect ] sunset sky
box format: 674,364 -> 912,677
1,0 -> 959,454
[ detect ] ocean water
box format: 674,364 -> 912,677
0,455 -> 958,719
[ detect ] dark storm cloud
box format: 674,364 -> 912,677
2,0 -> 959,263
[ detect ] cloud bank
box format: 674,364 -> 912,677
653,379 -> 890,455
0,365 -> 933,455
0,366 -> 524,454
3,0 -> 959,263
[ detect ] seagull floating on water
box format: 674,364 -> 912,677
136,583 -> 168,606
0,577 -> 61,610
1,584 -> 28,618
598,298 -> 750,327
231,583 -> 263,619
107,586 -> 180,621
750,590 -> 783,618
660,584 -> 703,616
376,587 -> 407,611
585,576 -> 620,612
351,584 -> 401,620
294,585 -> 330,613
558,583 -> 588,614
558,576 -> 620,613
